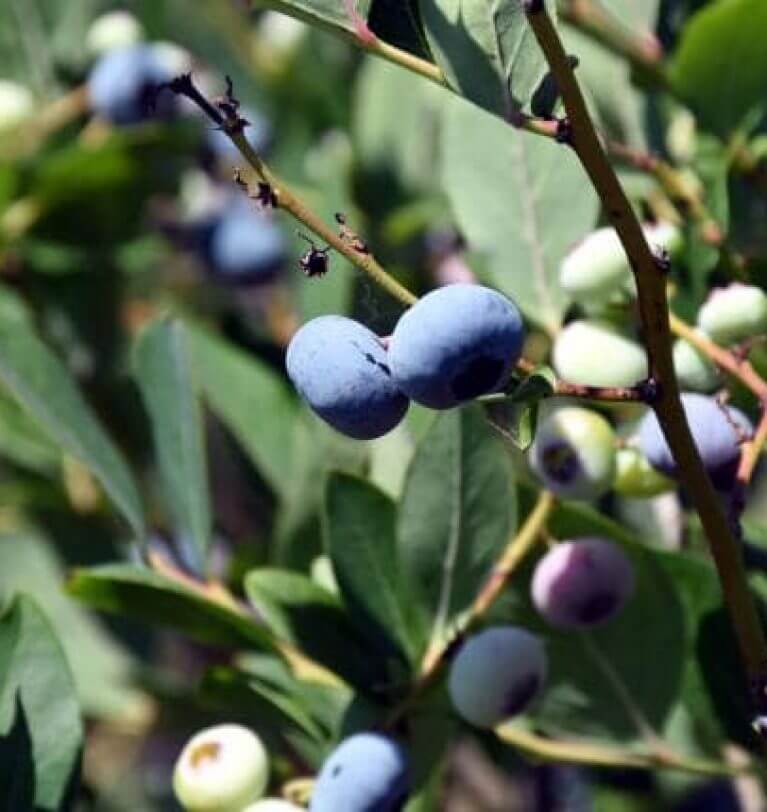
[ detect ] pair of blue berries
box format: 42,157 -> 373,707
286,284 -> 526,439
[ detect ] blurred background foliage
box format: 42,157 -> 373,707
1,0 -> 767,809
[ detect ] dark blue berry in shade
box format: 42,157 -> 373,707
88,44 -> 175,125
286,316 -> 409,440
388,284 -> 525,409
309,733 -> 410,812
638,392 -> 752,490
201,196 -> 286,286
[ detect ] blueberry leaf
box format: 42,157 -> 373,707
441,98 -> 599,331
0,297 -> 144,538
244,568 -> 396,693
418,0 -> 556,118
67,564 -> 277,653
134,318 -> 211,574
0,595 -> 83,811
324,473 -> 423,671
185,323 -> 300,501
398,406 -> 515,647
670,0 -> 767,135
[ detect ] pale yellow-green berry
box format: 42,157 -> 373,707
697,284 -> 767,346
0,80 -> 34,132
614,446 -> 674,498
173,724 -> 269,811
552,320 -> 647,388
672,337 -> 720,393
86,11 -> 144,57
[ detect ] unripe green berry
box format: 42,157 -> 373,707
529,407 -> 616,500
0,80 -> 34,132
559,223 -> 681,306
672,337 -> 720,393
86,11 -> 144,57
552,320 -> 647,388
559,227 -> 629,305
614,446 -> 674,498
243,801 -> 304,812
173,724 -> 269,811
697,284 -> 767,346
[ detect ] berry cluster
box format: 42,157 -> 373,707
287,283 -> 526,438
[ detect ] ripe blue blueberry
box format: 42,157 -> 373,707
638,393 -> 752,489
286,316 -> 409,439
87,44 -> 175,125
528,407 -> 616,500
448,626 -> 546,729
201,196 -> 286,285
531,538 -> 635,629
309,733 -> 409,812
388,284 -> 525,409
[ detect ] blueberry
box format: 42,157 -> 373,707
388,284 -> 525,409
638,393 -> 752,489
173,723 -> 269,811
309,733 -> 410,812
531,538 -> 635,629
201,196 -> 286,285
86,11 -> 144,57
552,320 -> 647,388
448,626 -> 546,729
697,284 -> 767,346
529,407 -> 616,500
205,105 -> 273,164
614,446 -> 673,498
0,80 -> 34,132
87,44 -> 175,125
673,337 -> 720,393
286,316 -> 409,440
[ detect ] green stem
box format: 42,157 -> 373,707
524,0 -> 767,709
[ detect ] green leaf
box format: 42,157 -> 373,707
324,473 -> 422,670
0,533 -> 143,721
255,0 -> 372,40
418,0 -> 556,118
484,368 -> 555,451
0,393 -> 60,474
441,97 -> 599,331
133,319 -> 211,573
398,406 -> 515,644
0,595 -> 83,811
245,568 -> 392,692
185,323 -> 300,500
670,0 -> 767,135
0,307 -> 144,537
67,564 -> 277,653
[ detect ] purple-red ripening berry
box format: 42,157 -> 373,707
531,538 -> 635,629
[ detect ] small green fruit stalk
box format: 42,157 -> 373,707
614,446 -> 674,498
697,283 -> 767,346
173,723 -> 269,811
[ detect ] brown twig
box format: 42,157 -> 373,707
524,0 -> 767,711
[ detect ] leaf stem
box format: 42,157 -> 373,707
496,724 -> 752,777
524,1 -> 767,711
